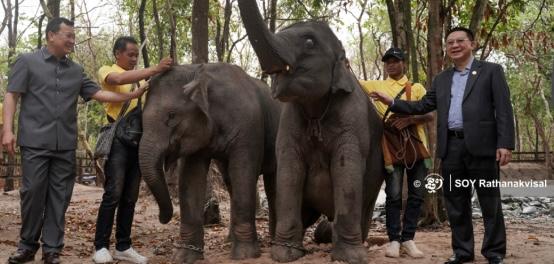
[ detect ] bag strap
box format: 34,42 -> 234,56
382,81 -> 413,122
405,81 -> 412,101
382,88 -> 406,122
112,82 -> 142,122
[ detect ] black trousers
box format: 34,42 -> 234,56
384,160 -> 427,242
94,138 -> 141,251
442,136 -> 506,259
18,147 -> 76,253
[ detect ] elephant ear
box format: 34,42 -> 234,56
331,50 -> 356,94
182,67 -> 213,132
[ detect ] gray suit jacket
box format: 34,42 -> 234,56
391,60 -> 515,159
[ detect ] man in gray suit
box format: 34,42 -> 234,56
370,27 -> 514,264
3,17 -> 148,264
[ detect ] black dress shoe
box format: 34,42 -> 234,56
444,254 -> 474,264
488,256 -> 504,264
42,252 -> 61,264
7,248 -> 35,264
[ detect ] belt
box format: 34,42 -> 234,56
448,129 -> 464,138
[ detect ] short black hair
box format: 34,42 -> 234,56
113,36 -> 138,57
447,26 -> 475,41
45,17 -> 74,39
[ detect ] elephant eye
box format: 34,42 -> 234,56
165,111 -> 177,127
304,38 -> 314,49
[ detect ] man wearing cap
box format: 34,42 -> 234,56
370,27 -> 514,264
360,47 -> 432,259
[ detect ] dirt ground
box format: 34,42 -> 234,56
1,182 -> 553,264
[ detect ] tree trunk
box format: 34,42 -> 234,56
192,0 -> 209,64
4,155 -> 15,192
0,0 -> 8,36
7,0 -> 18,66
385,0 -> 399,48
47,0 -> 60,18
402,0 -> 418,83
78,133 -> 104,186
420,0 -> 447,226
37,14 -> 45,49
514,113 -> 521,152
167,2 -> 177,64
216,0 -> 232,62
269,0 -> 277,33
138,0 -> 150,67
4,0 -> 18,191
357,0 -> 368,80
70,0 -> 75,21
261,0 -> 278,82
468,0 -> 487,43
152,0 -> 164,61
385,0 -> 416,81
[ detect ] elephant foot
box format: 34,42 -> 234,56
331,243 -> 367,264
313,219 -> 333,244
172,247 -> 204,264
231,240 -> 260,260
270,242 -> 305,263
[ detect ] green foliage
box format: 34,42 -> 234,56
0,0 -> 551,154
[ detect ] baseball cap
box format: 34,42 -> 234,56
382,47 -> 405,62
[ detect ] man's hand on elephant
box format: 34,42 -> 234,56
132,86 -> 147,98
496,148 -> 512,166
368,91 -> 393,105
155,57 -> 173,73
391,117 -> 413,130
139,81 -> 150,92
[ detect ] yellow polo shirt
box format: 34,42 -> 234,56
97,64 -> 145,120
360,76 -> 429,149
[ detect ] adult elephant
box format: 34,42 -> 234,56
237,1 -> 385,263
138,63 -> 280,263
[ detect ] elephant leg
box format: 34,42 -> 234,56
271,148 -> 306,263
330,144 -> 368,264
212,160 -> 235,243
361,167 -> 384,242
173,155 -> 210,264
227,154 -> 261,260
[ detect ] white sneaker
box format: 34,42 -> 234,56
385,241 -> 400,258
401,240 -> 425,258
92,248 -> 113,263
114,247 -> 148,264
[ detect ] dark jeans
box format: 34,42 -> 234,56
94,138 -> 141,251
18,147 -> 76,253
442,137 -> 506,259
385,160 -> 426,242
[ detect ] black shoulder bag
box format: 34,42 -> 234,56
115,93 -> 143,148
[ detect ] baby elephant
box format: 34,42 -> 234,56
138,63 -> 280,263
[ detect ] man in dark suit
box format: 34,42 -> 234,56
370,27 -> 514,264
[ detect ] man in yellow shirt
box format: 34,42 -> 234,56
92,36 -> 172,264
360,48 -> 432,259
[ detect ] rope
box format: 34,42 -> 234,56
392,129 -> 419,169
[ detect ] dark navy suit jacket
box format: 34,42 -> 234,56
391,60 -> 515,159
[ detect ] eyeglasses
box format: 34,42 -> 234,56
446,38 -> 469,47
56,31 -> 76,40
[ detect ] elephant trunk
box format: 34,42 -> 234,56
237,0 -> 292,73
138,136 -> 173,224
